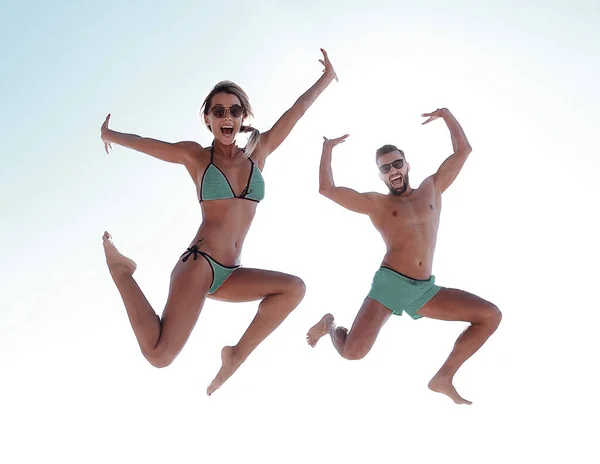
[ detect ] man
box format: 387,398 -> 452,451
306,108 -> 501,405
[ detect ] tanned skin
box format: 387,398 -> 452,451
307,108 -> 502,405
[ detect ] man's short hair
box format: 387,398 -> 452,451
376,144 -> 405,161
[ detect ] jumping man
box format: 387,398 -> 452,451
307,108 -> 502,405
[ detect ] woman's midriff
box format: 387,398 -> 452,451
188,200 -> 258,265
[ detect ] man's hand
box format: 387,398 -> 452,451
322,134 -> 349,151
421,108 -> 449,125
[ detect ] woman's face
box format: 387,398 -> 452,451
204,92 -> 245,145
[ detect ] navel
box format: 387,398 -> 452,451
429,204 -> 433,210
392,211 -> 398,217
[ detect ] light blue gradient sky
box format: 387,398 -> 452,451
1,1 -> 599,463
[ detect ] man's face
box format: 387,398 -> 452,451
377,150 -> 410,195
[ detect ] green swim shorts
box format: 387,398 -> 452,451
367,266 -> 442,319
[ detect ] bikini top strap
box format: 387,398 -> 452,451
210,141 -> 215,163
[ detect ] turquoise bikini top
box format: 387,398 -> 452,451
200,143 -> 265,203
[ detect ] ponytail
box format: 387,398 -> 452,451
240,125 -> 260,157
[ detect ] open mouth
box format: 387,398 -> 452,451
390,175 -> 403,187
220,125 -> 234,136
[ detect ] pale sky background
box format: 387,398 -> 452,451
1,0 -> 599,463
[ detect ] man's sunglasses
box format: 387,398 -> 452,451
379,159 -> 404,174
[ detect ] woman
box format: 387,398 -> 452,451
101,49 -> 337,395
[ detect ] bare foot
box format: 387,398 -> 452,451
428,374 -> 472,405
102,231 -> 137,276
306,313 -> 334,348
207,346 -> 244,396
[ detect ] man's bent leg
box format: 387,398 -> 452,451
307,298 -> 392,360
417,288 -> 502,404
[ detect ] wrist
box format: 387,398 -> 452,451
323,70 -> 336,83
104,129 -> 117,141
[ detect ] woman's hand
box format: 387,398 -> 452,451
319,48 -> 338,82
101,114 -> 113,154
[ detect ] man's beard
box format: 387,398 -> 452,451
389,175 -> 408,195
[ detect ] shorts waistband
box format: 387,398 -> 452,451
379,266 -> 433,284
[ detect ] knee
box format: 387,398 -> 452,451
484,303 -> 502,329
342,344 -> 369,361
287,275 -> 306,303
143,349 -> 176,369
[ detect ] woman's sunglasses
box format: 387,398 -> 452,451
209,104 -> 244,119
379,159 -> 404,174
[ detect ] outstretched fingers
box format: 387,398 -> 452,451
104,139 -> 113,154
323,134 -> 349,150
319,47 -> 338,82
421,108 -> 444,125
101,113 -> 113,153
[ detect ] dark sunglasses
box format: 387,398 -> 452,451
209,104 -> 244,119
378,159 -> 404,174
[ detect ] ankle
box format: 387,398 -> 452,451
229,345 -> 247,363
434,368 -> 455,380
324,313 -> 334,328
109,267 -> 131,281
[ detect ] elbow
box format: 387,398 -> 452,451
319,185 -> 331,196
455,145 -> 472,158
